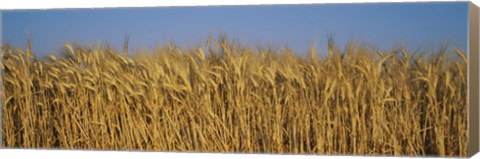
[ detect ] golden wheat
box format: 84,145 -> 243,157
1,38 -> 468,156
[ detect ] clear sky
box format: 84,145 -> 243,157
1,2 -> 469,57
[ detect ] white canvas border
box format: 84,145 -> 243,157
0,0 -> 471,10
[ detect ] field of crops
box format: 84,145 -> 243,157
1,38 -> 468,156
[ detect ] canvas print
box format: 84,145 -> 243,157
0,1 -> 475,157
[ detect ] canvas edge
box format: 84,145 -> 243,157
468,1 -> 480,157
0,10 -> 3,148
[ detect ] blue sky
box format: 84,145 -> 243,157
1,2 -> 469,57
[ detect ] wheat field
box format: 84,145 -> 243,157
1,37 -> 468,157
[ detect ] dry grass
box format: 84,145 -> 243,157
1,37 -> 468,157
